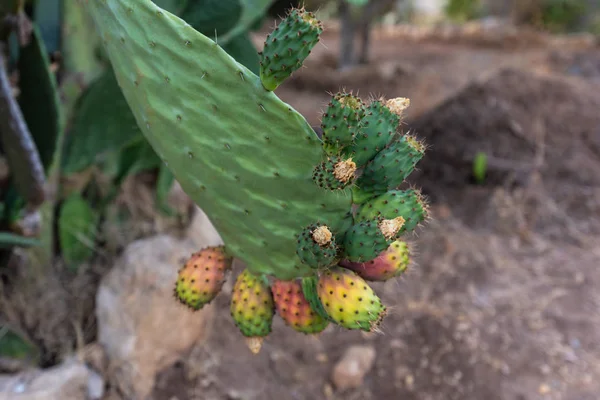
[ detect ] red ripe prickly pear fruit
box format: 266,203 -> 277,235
271,279 -> 329,334
174,246 -> 233,310
230,269 -> 275,354
340,240 -> 411,281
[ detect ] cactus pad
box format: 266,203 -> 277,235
316,267 -> 386,331
340,240 -> 410,281
343,217 -> 405,263
356,189 -> 429,236
84,0 -> 353,281
320,92 -> 365,155
312,156 -> 357,191
174,246 -> 234,310
296,224 -> 339,269
346,99 -> 400,167
258,8 -> 323,91
230,269 -> 275,352
356,134 -> 425,197
272,279 -> 329,334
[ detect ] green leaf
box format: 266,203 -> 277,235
58,193 -> 98,268
0,326 -> 39,364
472,151 -> 487,184
221,32 -> 259,74
18,24 -> 62,171
62,69 -> 143,174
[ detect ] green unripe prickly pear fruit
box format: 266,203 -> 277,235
259,8 -> 323,91
174,246 -> 233,310
343,217 -> 406,263
340,240 -> 411,281
312,156 -> 357,190
272,279 -> 330,334
316,266 -> 387,331
321,92 -> 365,155
230,269 -> 275,354
355,189 -> 429,236
355,133 -> 426,199
296,224 -> 339,269
346,97 -> 409,167
301,275 -> 332,321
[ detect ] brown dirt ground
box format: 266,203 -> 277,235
148,26 -> 600,400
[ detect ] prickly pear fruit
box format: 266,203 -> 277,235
272,279 -> 329,334
355,134 -> 425,198
317,267 -> 386,331
259,8 -> 323,91
312,156 -> 357,191
296,224 -> 339,269
230,269 -> 275,354
321,92 -> 365,155
346,98 -> 403,167
356,189 -> 429,235
301,275 -> 332,321
174,246 -> 233,310
340,240 -> 410,281
343,217 -> 405,263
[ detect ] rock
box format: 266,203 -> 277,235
0,359 -> 97,400
331,345 -> 376,391
95,207 -> 223,399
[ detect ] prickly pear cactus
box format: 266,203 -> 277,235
85,0 -> 430,353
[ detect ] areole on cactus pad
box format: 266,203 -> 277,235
84,0 -> 430,353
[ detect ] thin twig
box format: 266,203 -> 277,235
0,41 -> 46,208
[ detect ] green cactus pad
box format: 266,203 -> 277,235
230,269 -> 275,338
301,275 -> 332,321
84,0 -> 353,281
355,189 -> 429,235
345,99 -> 400,167
356,134 -> 425,197
316,267 -> 386,332
258,8 -> 323,91
343,217 -> 405,263
321,92 -> 365,155
296,223 -> 339,269
312,156 -> 357,191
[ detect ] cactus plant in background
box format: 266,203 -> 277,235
82,0 -> 430,354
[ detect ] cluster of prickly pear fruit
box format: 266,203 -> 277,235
85,0 -> 430,354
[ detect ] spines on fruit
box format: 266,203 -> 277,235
342,217 -> 405,263
316,267 -> 386,331
230,269 -> 275,354
355,189 -> 429,236
272,279 -> 330,334
355,133 -> 425,198
340,240 -> 411,281
312,156 -> 357,190
174,246 -> 233,310
321,92 -> 365,155
259,8 -> 323,91
296,223 -> 339,269
345,99 -> 401,167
